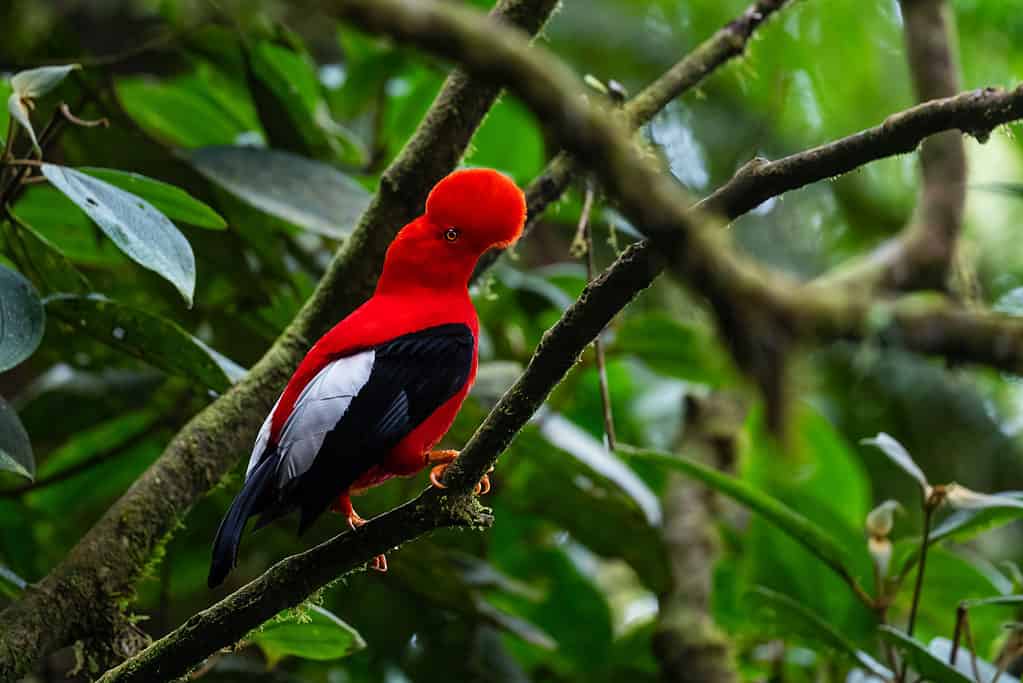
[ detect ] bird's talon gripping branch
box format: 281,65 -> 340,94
427,450 -> 493,494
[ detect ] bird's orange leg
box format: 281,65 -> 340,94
329,493 -> 387,572
426,449 -> 493,495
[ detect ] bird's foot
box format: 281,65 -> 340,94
426,450 -> 493,495
346,509 -> 367,531
332,499 -> 388,571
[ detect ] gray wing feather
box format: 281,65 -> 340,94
244,350 -> 376,486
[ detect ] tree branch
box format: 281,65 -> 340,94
0,1 -> 559,678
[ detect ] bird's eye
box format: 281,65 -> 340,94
443,227 -> 460,242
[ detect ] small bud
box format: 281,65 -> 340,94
868,536 -> 892,578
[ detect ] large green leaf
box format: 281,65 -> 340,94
0,264 -> 44,372
188,146 -> 371,239
879,626 -> 972,683
752,587 -> 891,678
41,164 -> 196,305
509,423 -> 670,593
0,396 -> 33,481
79,168 -> 226,229
116,76 -> 249,148
618,444 -> 864,593
45,294 -> 244,393
4,214 -> 91,293
250,605 -> 365,668
611,313 -> 732,386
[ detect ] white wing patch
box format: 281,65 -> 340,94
245,350 -> 376,487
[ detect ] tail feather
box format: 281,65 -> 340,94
207,451 -> 278,588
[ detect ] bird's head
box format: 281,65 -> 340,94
377,169 -> 526,293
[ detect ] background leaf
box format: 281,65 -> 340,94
188,146 -> 371,238
0,395 -> 33,481
79,168 -> 227,230
45,295 -> 242,393
879,626 -> 972,683
0,263 -> 44,372
41,164 -> 196,304
251,605 -> 366,668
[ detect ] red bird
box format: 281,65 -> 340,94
208,169 -> 525,587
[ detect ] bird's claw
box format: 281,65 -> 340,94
346,510 -> 366,531
428,456 -> 494,496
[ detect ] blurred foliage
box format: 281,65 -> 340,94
2,0 -> 1023,682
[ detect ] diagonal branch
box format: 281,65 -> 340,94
0,1 -> 559,678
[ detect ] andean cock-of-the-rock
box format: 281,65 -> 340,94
208,168 -> 526,587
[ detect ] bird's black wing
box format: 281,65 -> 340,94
208,323 -> 473,587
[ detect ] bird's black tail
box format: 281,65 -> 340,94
207,451 -> 278,588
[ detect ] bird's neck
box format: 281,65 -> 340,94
375,249 -> 476,297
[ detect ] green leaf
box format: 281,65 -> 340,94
508,422 -> 670,593
116,76 -> 249,148
540,413 -> 660,524
618,444 -> 863,591
45,294 -> 243,393
78,168 -> 226,229
0,395 -> 33,481
41,165 -> 196,305
879,626 -> 972,683
612,313 -> 732,386
0,81 -> 11,145
24,411 -> 161,513
188,146 -> 371,239
251,605 -> 365,668
752,587 -> 891,678
961,594 -> 1023,609
0,263 -> 45,372
4,215 -> 91,293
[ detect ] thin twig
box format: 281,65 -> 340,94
950,604 -> 966,667
963,615 -> 983,683
572,182 -> 617,450
59,103 -> 109,129
906,503 -> 934,637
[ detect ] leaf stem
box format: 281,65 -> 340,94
907,502 -> 934,637
950,604 -> 966,667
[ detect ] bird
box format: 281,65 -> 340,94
207,168 -> 526,588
